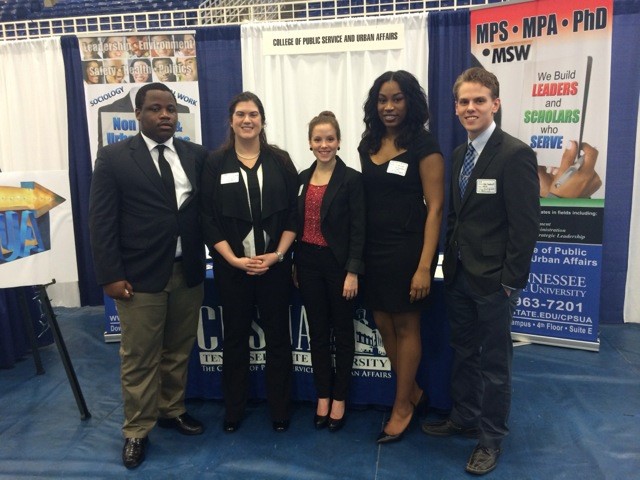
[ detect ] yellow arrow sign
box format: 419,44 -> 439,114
0,182 -> 66,218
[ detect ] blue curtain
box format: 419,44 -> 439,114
195,25 -> 243,151
427,9 -> 471,249
61,35 -> 102,306
600,0 -> 640,323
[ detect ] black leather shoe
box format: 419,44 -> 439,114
122,437 -> 147,469
465,445 -> 501,475
421,419 -> 479,438
157,412 -> 204,435
328,415 -> 345,432
272,420 -> 290,432
223,420 -> 240,433
314,414 -> 328,430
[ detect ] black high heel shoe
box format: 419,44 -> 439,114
328,415 -> 345,432
314,414 -> 329,429
376,406 -> 415,444
376,427 -> 405,444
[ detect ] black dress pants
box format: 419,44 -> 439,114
215,259 -> 293,422
445,264 -> 520,449
296,242 -> 355,401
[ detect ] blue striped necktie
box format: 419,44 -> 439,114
459,142 -> 476,197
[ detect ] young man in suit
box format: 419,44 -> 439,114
89,82 -> 208,469
422,68 -> 539,475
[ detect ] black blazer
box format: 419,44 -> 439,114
89,133 -> 207,292
297,157 -> 365,275
200,148 -> 298,264
443,127 -> 540,295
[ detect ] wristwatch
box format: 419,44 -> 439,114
274,250 -> 284,262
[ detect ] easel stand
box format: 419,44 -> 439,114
27,281 -> 91,420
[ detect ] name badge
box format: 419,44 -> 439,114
476,179 -> 497,194
387,160 -> 408,176
221,172 -> 239,184
298,184 -> 304,196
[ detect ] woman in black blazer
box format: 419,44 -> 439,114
200,92 -> 298,433
295,111 -> 365,432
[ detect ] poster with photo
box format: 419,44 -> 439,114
80,31 -> 201,164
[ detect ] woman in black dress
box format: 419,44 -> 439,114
201,92 -> 298,433
359,71 -> 444,443
295,111 -> 365,432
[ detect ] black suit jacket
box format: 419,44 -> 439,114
89,133 -> 207,292
297,157 -> 365,274
443,127 -> 540,295
200,148 -> 298,264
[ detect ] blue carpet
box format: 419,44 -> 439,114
0,307 -> 638,479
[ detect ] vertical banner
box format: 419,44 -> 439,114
471,0 -> 613,350
79,32 -> 202,165
79,31 -> 202,340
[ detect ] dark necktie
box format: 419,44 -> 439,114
242,161 -> 265,256
459,142 -> 476,198
157,144 -> 177,210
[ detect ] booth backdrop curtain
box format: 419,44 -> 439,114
240,14 -> 430,173
0,37 -> 67,171
0,37 -> 80,306
61,35 -> 101,306
614,0 -> 640,323
427,9 -> 470,248
195,25 -> 243,151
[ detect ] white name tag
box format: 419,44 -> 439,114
387,160 -> 408,176
298,184 -> 304,196
221,172 -> 239,184
476,179 -> 497,194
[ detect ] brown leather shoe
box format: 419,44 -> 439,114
122,437 -> 147,469
421,418 -> 480,438
465,444 -> 501,475
157,412 -> 204,435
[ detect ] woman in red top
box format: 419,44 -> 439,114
295,111 -> 366,432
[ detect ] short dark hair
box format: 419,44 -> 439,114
361,70 -> 430,153
453,67 -> 500,100
134,82 -> 176,109
308,111 -> 341,141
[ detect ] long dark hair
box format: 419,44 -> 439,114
219,91 -> 294,171
361,70 -> 430,154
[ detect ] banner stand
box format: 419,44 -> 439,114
35,280 -> 92,420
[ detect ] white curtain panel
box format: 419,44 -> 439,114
0,37 -> 80,306
241,13 -> 430,173
623,93 -> 640,323
0,37 -> 68,171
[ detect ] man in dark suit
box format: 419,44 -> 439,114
422,68 -> 539,475
89,82 -> 207,469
